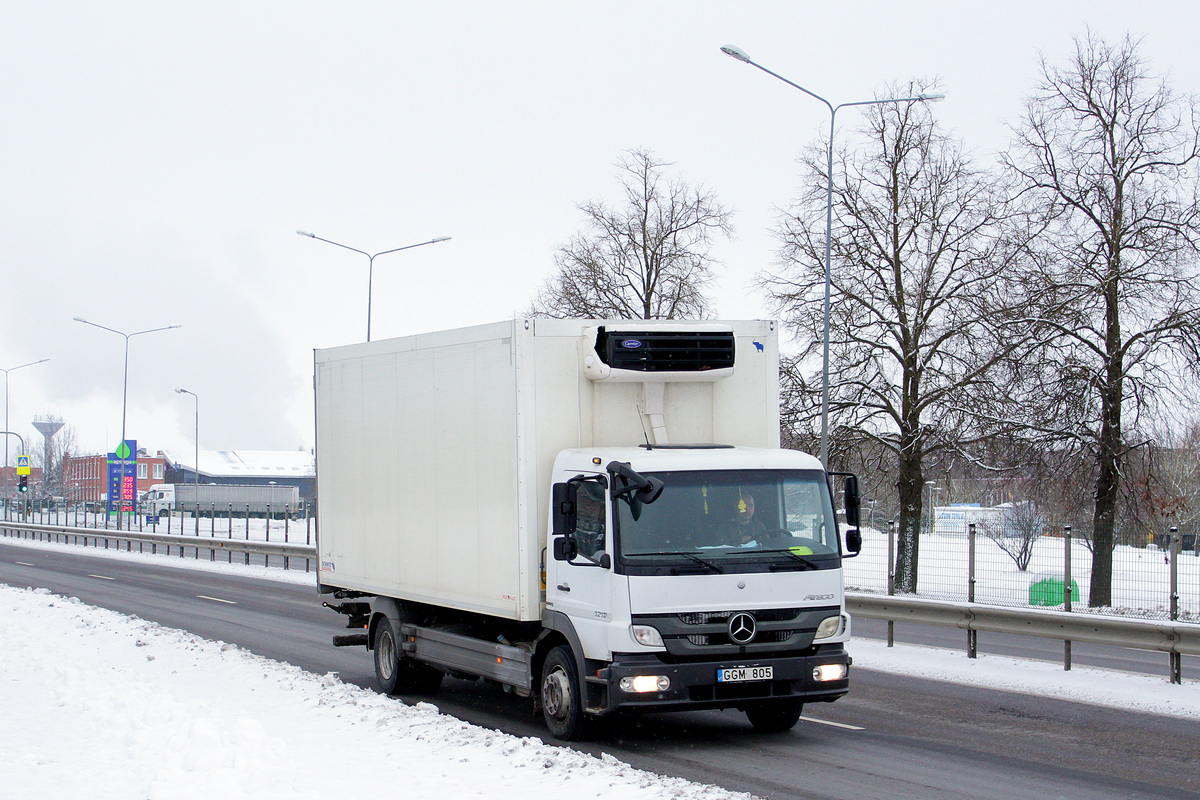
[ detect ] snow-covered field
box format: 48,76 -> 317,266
844,526 -> 1199,620
2,535 -> 1199,799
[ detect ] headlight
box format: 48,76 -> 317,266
811,662 -> 849,681
814,615 -> 843,640
813,663 -> 847,682
620,675 -> 671,693
631,625 -> 664,647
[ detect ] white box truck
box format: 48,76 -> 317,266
315,319 -> 861,739
142,483 -> 301,519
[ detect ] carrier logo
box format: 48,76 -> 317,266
621,339 -> 643,349
728,612 -> 757,644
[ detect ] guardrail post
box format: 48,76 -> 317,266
1064,525 -> 1072,671
1170,526 -> 1182,684
887,518 -> 896,647
968,523 -> 977,659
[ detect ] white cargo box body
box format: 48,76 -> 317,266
314,318 -> 780,622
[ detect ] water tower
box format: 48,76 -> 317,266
32,417 -> 64,495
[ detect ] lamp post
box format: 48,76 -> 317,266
721,45 -> 944,469
2,359 -> 49,495
175,388 -> 199,485
296,231 -> 451,342
74,317 -> 181,527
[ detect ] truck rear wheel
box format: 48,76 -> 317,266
745,700 -> 803,733
539,645 -> 590,740
373,617 -> 443,696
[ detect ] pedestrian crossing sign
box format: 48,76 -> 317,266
16,455 -> 31,476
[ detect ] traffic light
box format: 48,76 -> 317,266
18,475 -> 28,493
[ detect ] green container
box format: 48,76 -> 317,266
1029,576 -> 1079,606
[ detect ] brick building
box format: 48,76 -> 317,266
62,452 -> 167,506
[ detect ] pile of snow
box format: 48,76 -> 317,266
0,582 -> 752,800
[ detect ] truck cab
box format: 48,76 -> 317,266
541,446 -> 855,736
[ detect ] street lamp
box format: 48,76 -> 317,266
74,317 -> 181,527
175,388 -> 199,486
296,230 -> 452,342
2,359 -> 49,493
721,44 -> 944,469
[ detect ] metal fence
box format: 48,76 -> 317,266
0,501 -> 316,572
2,499 -> 313,544
844,520 -> 1199,624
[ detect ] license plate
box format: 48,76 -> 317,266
717,666 -> 773,683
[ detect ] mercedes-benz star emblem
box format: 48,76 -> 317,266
728,612 -> 757,644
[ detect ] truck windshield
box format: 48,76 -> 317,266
616,469 -> 839,564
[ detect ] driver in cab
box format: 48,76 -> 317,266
733,491 -> 765,546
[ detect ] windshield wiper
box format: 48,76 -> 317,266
634,551 -> 724,574
766,548 -> 819,571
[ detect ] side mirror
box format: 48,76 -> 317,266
845,528 -> 862,556
843,474 -> 861,528
552,481 -> 578,537
552,536 -> 578,562
638,476 -> 665,504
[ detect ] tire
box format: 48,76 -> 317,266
745,700 -> 803,733
539,645 -> 590,740
373,616 -> 443,696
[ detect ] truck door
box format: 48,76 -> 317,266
547,476 -> 615,659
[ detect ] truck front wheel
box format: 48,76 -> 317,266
745,700 -> 803,733
373,617 -> 443,696
539,645 -> 590,740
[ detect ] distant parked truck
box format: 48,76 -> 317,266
141,483 -> 300,519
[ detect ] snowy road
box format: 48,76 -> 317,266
3,538 -> 1200,800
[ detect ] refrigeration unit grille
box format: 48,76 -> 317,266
594,328 -> 736,373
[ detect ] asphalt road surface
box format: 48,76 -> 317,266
3,540 -> 1198,800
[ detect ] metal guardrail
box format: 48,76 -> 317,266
0,521 -> 316,567
848,593 -> 1200,655
848,592 -> 1199,683
3,519 -> 1196,682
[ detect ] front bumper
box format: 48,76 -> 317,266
591,645 -> 850,714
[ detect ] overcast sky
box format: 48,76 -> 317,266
3,1 -> 1199,462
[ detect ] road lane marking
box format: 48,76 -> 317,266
197,595 -> 237,605
87,574 -> 116,581
15,562 -> 34,566
800,716 -> 864,731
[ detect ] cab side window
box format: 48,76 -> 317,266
574,480 -> 607,562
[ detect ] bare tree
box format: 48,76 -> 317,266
1004,32 -> 1200,606
1127,421 -> 1200,549
528,149 -> 732,319
981,501 -> 1046,572
763,85 -> 1034,593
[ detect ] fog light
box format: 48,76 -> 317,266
813,663 -> 847,682
619,675 -> 670,693
814,615 -> 843,640
631,625 -> 664,647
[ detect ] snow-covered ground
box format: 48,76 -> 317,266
2,535 -> 1199,799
